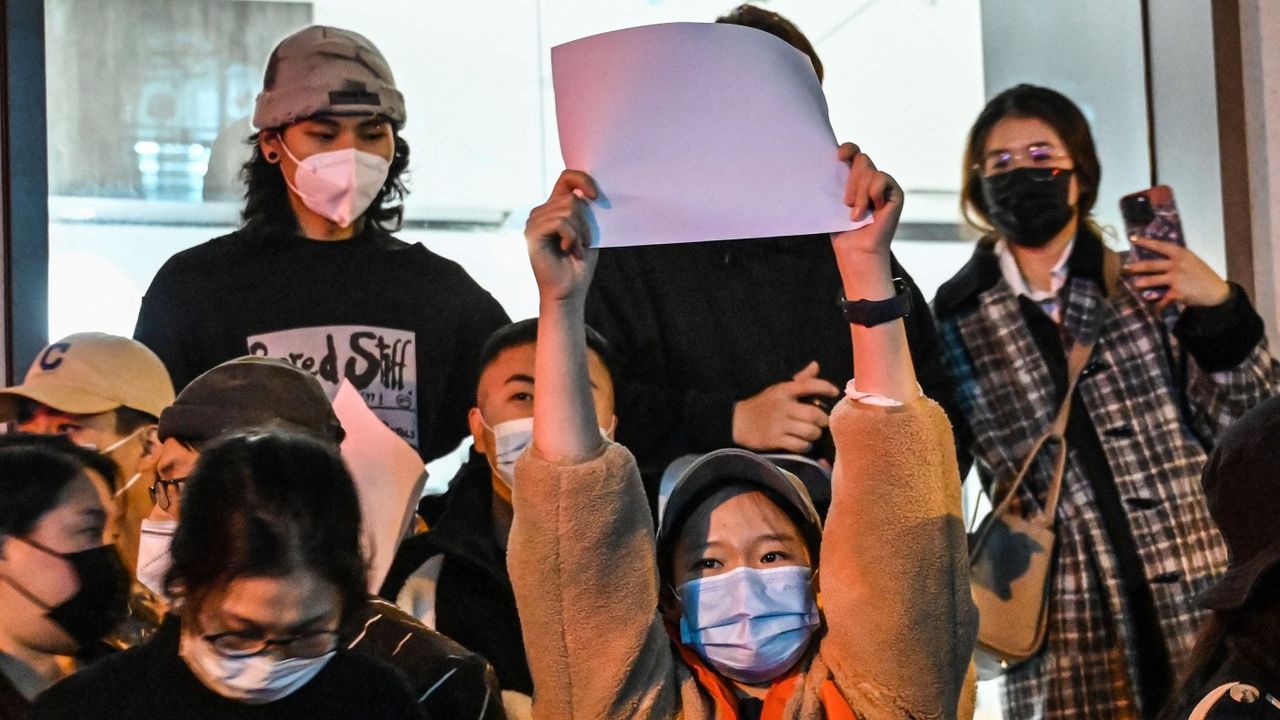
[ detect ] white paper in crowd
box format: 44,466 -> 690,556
332,380 -> 428,592
551,22 -> 870,248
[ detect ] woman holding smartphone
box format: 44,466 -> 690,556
932,84 -> 1279,720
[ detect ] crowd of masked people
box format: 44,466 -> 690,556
2,6 -> 1279,720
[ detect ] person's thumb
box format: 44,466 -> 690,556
792,360 -> 820,381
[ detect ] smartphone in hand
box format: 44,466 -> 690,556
1120,185 -> 1185,301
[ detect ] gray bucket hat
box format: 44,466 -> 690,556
252,25 -> 406,130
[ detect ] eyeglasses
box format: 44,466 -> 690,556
975,142 -> 1072,176
148,477 -> 186,511
203,628 -> 341,659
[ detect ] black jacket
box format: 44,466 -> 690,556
134,223 -> 510,461
381,456 -> 531,696
585,234 -> 957,489
1170,651 -> 1280,720
349,598 -> 506,720
29,616 -> 423,720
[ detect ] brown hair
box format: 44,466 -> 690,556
716,4 -> 823,83
960,84 -> 1101,233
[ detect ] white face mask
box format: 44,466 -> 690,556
278,140 -> 391,228
482,415 -> 614,489
98,426 -> 147,455
113,472 -> 142,498
136,518 -> 177,598
483,417 -> 534,488
86,426 -> 148,498
677,565 -> 820,684
180,630 -> 335,704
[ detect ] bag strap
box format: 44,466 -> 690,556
985,339 -> 1095,530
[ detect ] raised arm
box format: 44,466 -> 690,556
829,143 -> 917,402
509,171 -> 682,720
525,169 -> 604,463
819,146 -> 977,719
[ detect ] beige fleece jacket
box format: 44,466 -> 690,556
508,396 -> 978,720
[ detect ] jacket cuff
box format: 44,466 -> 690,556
681,390 -> 738,450
1174,282 -> 1266,373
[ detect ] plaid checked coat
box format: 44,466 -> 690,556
933,232 -> 1279,720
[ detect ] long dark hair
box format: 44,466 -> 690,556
165,430 -> 368,628
1164,567 -> 1280,718
960,84 -> 1102,234
240,128 -> 411,238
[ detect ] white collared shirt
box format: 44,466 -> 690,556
995,238 -> 1074,323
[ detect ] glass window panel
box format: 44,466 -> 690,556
45,1 -> 986,483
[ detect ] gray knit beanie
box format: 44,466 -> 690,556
252,25 -> 406,130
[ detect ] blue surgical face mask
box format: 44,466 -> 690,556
676,565 -> 820,684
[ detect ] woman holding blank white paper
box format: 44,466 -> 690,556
508,143 -> 976,719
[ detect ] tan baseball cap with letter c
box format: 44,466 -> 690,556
0,333 -> 175,421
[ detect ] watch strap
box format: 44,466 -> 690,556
839,278 -> 912,327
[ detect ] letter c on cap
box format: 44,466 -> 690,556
39,343 -> 71,371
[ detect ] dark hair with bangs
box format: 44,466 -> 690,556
240,127 -> 411,238
164,430 -> 367,628
656,480 -> 819,590
0,435 -> 115,536
0,432 -> 119,492
960,84 -> 1102,234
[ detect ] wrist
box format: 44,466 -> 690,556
833,249 -> 892,291
539,292 -> 587,317
1205,280 -> 1232,308
832,245 -> 892,265
840,278 -> 911,326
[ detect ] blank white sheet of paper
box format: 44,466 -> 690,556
332,380 -> 428,593
552,22 -> 868,248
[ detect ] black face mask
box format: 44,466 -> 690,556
980,167 -> 1076,248
3,539 -> 130,652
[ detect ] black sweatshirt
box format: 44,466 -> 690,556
29,617 -> 423,720
585,233 -> 958,487
134,224 -> 509,461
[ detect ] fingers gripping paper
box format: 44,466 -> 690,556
551,22 -> 868,248
332,380 -> 428,592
